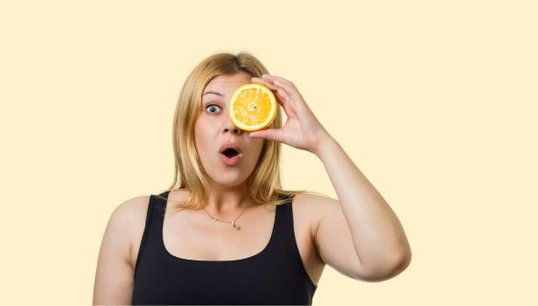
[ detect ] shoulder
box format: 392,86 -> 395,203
110,195 -> 152,226
106,195 -> 152,256
291,192 -> 339,235
109,195 -> 160,269
293,192 -> 339,214
293,192 -> 337,205
93,195 -> 152,304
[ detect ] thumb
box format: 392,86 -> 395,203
248,128 -> 284,142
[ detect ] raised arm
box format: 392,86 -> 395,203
312,135 -> 411,280
250,74 -> 411,281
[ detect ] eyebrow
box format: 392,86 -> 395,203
202,91 -> 224,97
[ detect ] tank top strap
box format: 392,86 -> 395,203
133,190 -> 170,279
153,190 -> 170,205
132,192 -> 316,304
273,194 -> 296,242
152,191 -> 293,249
135,192 -> 299,271
272,194 -> 304,259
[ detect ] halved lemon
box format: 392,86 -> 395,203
229,83 -> 278,131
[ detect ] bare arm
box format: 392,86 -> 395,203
250,74 -> 411,281
313,135 -> 411,281
93,196 -> 148,305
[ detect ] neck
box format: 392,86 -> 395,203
203,183 -> 253,216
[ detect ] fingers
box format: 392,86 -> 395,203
251,76 -> 291,109
248,128 -> 284,142
251,75 -> 277,90
252,73 -> 301,101
261,74 -> 294,87
260,74 -> 298,99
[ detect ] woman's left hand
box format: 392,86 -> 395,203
249,74 -> 331,155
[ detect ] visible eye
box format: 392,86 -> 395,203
205,104 -> 223,114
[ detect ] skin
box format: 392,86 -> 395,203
195,72 -> 265,215
92,71 -> 412,305
250,74 -> 412,279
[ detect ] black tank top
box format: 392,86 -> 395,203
131,191 -> 317,305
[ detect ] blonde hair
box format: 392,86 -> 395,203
161,52 -> 304,211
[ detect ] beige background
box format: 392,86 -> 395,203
1,0 -> 536,305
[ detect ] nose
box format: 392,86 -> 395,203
223,126 -> 242,135
223,118 -> 242,135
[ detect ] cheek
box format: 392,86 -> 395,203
194,118 -> 220,158
249,140 -> 265,163
194,120 -> 210,153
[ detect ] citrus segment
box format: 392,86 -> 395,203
229,83 -> 277,131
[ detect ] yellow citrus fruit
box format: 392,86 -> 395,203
229,83 -> 278,131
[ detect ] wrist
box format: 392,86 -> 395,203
312,131 -> 338,159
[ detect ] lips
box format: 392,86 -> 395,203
219,142 -> 242,157
219,142 -> 243,166
221,148 -> 240,158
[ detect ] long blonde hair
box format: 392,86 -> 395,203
162,52 -> 304,211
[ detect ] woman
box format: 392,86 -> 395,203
93,52 -> 411,305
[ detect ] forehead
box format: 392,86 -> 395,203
203,72 -> 252,95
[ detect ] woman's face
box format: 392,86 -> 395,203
195,72 -> 265,189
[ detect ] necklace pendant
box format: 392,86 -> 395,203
232,221 -> 241,231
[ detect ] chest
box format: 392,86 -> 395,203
164,205 -> 277,260
130,200 -> 323,285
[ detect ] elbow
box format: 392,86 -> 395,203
382,247 -> 412,280
355,249 -> 412,282
392,248 -> 412,276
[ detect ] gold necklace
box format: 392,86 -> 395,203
202,206 -> 249,231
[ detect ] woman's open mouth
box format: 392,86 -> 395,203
219,148 -> 243,166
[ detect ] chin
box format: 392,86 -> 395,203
207,172 -> 250,188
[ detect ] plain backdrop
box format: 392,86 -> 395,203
1,1 -> 537,305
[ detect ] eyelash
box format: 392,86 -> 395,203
205,104 -> 223,114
